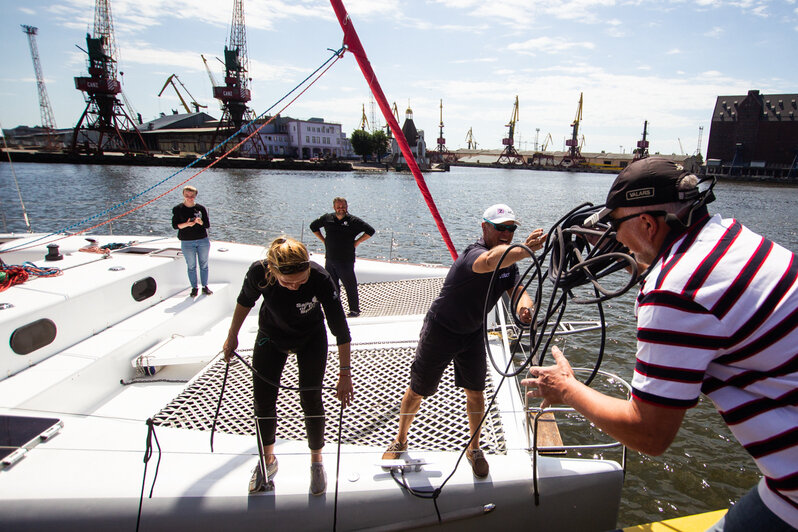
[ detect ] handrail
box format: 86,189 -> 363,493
526,367 -> 630,505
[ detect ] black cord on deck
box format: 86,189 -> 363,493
136,418 -> 162,532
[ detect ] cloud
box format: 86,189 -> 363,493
508,36 -> 595,55
704,26 -> 724,38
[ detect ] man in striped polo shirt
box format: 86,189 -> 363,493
522,157 -> 797,531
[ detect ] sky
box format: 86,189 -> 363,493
1,0 -> 797,156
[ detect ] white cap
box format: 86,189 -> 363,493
482,204 -> 517,225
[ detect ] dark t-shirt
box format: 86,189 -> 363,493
427,238 -> 520,334
309,213 -> 375,262
236,261 -> 351,350
172,203 -> 210,241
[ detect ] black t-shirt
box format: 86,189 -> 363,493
172,203 -> 210,241
427,238 -> 520,334
236,261 -> 351,350
309,213 -> 375,262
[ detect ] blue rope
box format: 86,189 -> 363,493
3,46 -> 346,253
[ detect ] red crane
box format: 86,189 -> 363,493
211,0 -> 267,159
71,0 -> 146,155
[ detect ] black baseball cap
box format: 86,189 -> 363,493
595,157 -> 696,222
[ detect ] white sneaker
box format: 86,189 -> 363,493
310,463 -> 327,496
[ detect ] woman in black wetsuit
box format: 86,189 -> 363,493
222,236 -> 354,496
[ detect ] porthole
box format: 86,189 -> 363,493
10,319 -> 57,355
132,277 -> 157,302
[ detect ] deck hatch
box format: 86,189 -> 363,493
152,346 -> 507,455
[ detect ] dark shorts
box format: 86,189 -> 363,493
409,317 -> 486,397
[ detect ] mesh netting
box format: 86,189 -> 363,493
340,277 -> 445,316
152,348 -> 506,454
151,277 -> 506,454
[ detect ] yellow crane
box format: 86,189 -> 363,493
561,92 -> 586,168
466,127 -> 477,149
359,103 -> 370,131
541,132 -> 553,151
158,74 -> 206,114
497,95 -> 523,164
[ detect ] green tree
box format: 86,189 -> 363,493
350,129 -> 372,162
371,130 -> 389,163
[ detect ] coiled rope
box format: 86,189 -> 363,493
0,261 -> 62,291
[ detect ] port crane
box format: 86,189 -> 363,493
210,0 -> 267,158
466,127 -> 477,150
497,95 -> 523,165
559,92 -> 585,168
158,74 -> 207,114
528,132 -> 555,166
633,120 -> 650,161
71,0 -> 147,154
359,103 -> 370,131
21,25 -> 59,150
431,99 -> 454,164
695,125 -> 704,157
436,99 -> 447,153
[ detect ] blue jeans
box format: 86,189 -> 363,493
181,237 -> 210,288
706,484 -> 794,532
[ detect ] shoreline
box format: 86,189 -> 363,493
2,149 -> 796,185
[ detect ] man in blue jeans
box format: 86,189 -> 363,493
172,185 -> 212,297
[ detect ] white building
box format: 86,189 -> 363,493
259,117 -> 353,159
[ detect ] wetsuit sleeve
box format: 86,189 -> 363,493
309,215 -> 325,233
199,204 -> 210,229
236,261 -> 264,309
171,205 -> 182,230
352,216 -> 375,236
316,271 -> 351,345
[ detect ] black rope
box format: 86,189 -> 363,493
136,418 -> 161,532
210,360 -> 230,453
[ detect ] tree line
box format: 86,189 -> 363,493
349,129 -> 390,162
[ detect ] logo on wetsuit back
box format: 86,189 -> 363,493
499,272 -> 511,279
296,297 -> 319,314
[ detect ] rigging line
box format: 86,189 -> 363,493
2,46 -> 345,253
0,120 -> 33,233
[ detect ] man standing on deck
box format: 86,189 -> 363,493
310,197 -> 375,317
523,157 -> 797,531
382,204 -> 547,478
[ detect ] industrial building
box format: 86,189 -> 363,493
135,112 -> 353,159
706,89 -> 798,178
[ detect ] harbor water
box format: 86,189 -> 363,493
1,162 -> 796,527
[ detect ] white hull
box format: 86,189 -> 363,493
0,234 -> 623,531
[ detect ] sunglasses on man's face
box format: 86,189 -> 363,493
275,261 -> 310,275
484,219 -> 518,233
